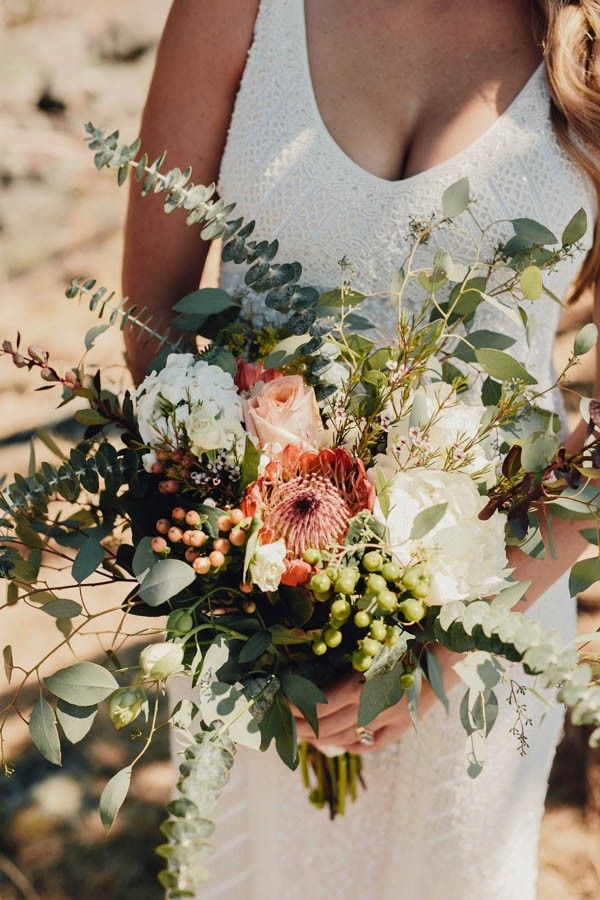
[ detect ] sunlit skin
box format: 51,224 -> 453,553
123,0 -> 600,753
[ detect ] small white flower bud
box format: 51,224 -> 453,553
139,642 -> 184,680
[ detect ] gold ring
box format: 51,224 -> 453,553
355,725 -> 375,746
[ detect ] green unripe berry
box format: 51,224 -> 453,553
352,650 -> 373,672
354,610 -> 372,629
366,574 -> 387,594
310,573 -> 331,595
331,598 -> 351,620
399,672 -> 415,690
323,627 -> 343,648
402,564 -> 430,593
361,637 -> 381,657
370,619 -> 388,641
381,561 -> 401,582
363,551 -> 383,572
335,571 -> 358,595
325,567 -> 337,580
376,589 -> 398,613
313,590 -> 332,603
167,609 -> 194,635
385,625 -> 400,646
398,597 -> 426,623
411,581 -> 430,601
312,639 -> 328,656
303,548 -> 321,566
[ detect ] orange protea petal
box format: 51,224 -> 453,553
242,444 -> 374,557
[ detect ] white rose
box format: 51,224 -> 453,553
375,469 -> 510,605
187,411 -> 229,453
139,642 -> 184,680
249,539 -> 287,592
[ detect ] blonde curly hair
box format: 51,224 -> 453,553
535,0 -> 600,298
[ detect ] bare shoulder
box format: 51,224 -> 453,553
139,0 -> 261,167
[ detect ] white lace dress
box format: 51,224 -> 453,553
169,1 -> 597,897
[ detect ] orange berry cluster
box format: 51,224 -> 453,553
151,506 -> 250,575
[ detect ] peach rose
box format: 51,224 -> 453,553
243,375 -> 325,453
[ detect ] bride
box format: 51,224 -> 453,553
122,2 -> 599,898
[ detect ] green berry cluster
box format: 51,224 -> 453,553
303,547 -> 432,672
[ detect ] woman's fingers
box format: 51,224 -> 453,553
295,703 -> 362,741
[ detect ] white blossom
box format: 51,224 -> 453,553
135,354 -> 244,465
375,468 -> 510,605
249,539 -> 287,592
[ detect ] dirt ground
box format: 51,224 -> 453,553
0,3 -> 599,898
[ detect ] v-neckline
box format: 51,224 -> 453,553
299,0 -> 545,192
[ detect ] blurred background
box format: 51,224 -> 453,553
0,2 -> 599,897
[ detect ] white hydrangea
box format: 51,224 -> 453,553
135,354 -> 244,464
379,381 -> 493,480
375,468 -> 510,605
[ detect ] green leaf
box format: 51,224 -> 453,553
569,556 -> 600,595
260,693 -> 298,769
238,630 -> 272,664
56,700 -> 97,743
72,538 -> 105,583
100,766 -> 132,832
242,517 -> 262,582
453,330 -> 515,363
3,645 -> 13,683
45,661 -> 118,705
491,580 -> 530,610
74,409 -> 110,427
574,323 -> 598,357
40,598 -> 83,619
465,729 -> 486,778
201,346 -> 237,377
520,431 -> 558,473
425,650 -> 449,713
35,429 -> 67,461
519,265 -> 543,300
239,437 -> 261,491
137,559 -> 196,607
442,177 -> 470,218
453,651 -> 503,693
172,288 -> 239,318
264,335 -> 308,369
29,697 -> 61,765
317,288 -> 366,312
84,325 -> 109,350
475,349 -> 537,385
131,536 -> 156,581
358,660 -> 404,727
410,503 -> 447,540
512,218 -> 558,246
280,672 -> 327,737
481,376 -> 502,406
433,248 -> 468,283
373,469 -> 391,519
580,528 -> 599,546
562,207 -> 587,246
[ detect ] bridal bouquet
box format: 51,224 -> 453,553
2,124 -> 600,896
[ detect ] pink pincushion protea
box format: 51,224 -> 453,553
242,445 -> 375,558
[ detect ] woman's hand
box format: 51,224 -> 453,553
292,672 -> 415,755
292,646 -> 461,754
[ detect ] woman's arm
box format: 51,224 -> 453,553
122,0 -> 259,384
296,281 -> 600,752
